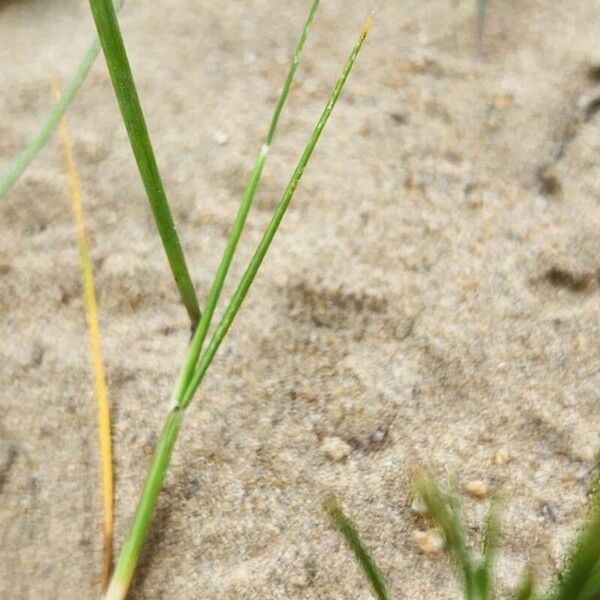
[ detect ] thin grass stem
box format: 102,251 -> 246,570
104,16 -> 371,600
324,497 -> 389,600
179,15 -> 373,410
52,76 -> 114,588
172,0 -> 320,405
87,0 -> 201,327
0,0 -> 125,198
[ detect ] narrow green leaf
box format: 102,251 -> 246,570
87,0 -> 201,326
0,0 -> 125,198
513,568 -> 535,600
551,506 -> 600,600
417,478 -> 477,596
178,14 -> 372,409
324,497 -> 390,600
172,0 -> 321,406
476,501 -> 500,598
579,568 -> 600,600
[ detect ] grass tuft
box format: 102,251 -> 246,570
103,8 -> 371,599
52,75 -> 114,589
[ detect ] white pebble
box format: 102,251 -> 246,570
412,528 -> 445,554
494,448 -> 512,466
411,495 -> 428,515
212,130 -> 228,145
321,436 -> 351,462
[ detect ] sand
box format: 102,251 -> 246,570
1,0 -> 599,598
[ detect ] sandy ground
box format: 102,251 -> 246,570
1,0 -> 599,598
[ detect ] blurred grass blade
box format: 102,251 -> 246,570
52,76 -> 114,588
172,0 -> 321,404
179,14 -> 373,409
324,497 -> 389,600
104,14 -> 372,600
475,502 -> 499,598
513,569 -> 535,600
579,568 -> 600,600
0,0 -> 125,198
87,0 -> 201,327
552,505 -> 600,600
417,478 -> 476,596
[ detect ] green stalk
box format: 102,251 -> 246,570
179,15 -> 372,410
105,16 -> 371,599
104,408 -> 183,600
0,0 -> 125,198
324,497 -> 390,600
171,0 -> 321,405
87,0 -> 201,327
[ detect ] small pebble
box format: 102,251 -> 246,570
465,480 -> 488,499
412,528 -> 444,554
494,448 -> 512,466
212,130 -> 228,145
321,436 -> 351,462
411,495 -> 428,515
574,446 -> 595,463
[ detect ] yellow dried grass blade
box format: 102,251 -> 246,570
51,76 -> 114,589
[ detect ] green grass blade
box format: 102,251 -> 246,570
513,569 -> 536,600
475,502 -> 499,598
551,506 -> 600,600
417,477 -> 499,600
579,568 -> 600,600
0,0 -> 125,198
178,14 -> 373,409
324,497 -> 390,600
103,15 -> 371,600
87,0 -> 201,327
171,0 -> 321,405
105,408 -> 183,600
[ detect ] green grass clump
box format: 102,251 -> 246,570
86,3 -> 372,598
328,467 -> 600,600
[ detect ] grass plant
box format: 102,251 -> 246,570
88,0 -> 201,327
0,0 -> 125,199
327,471 -> 600,600
96,5 -> 372,598
52,76 -> 114,588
